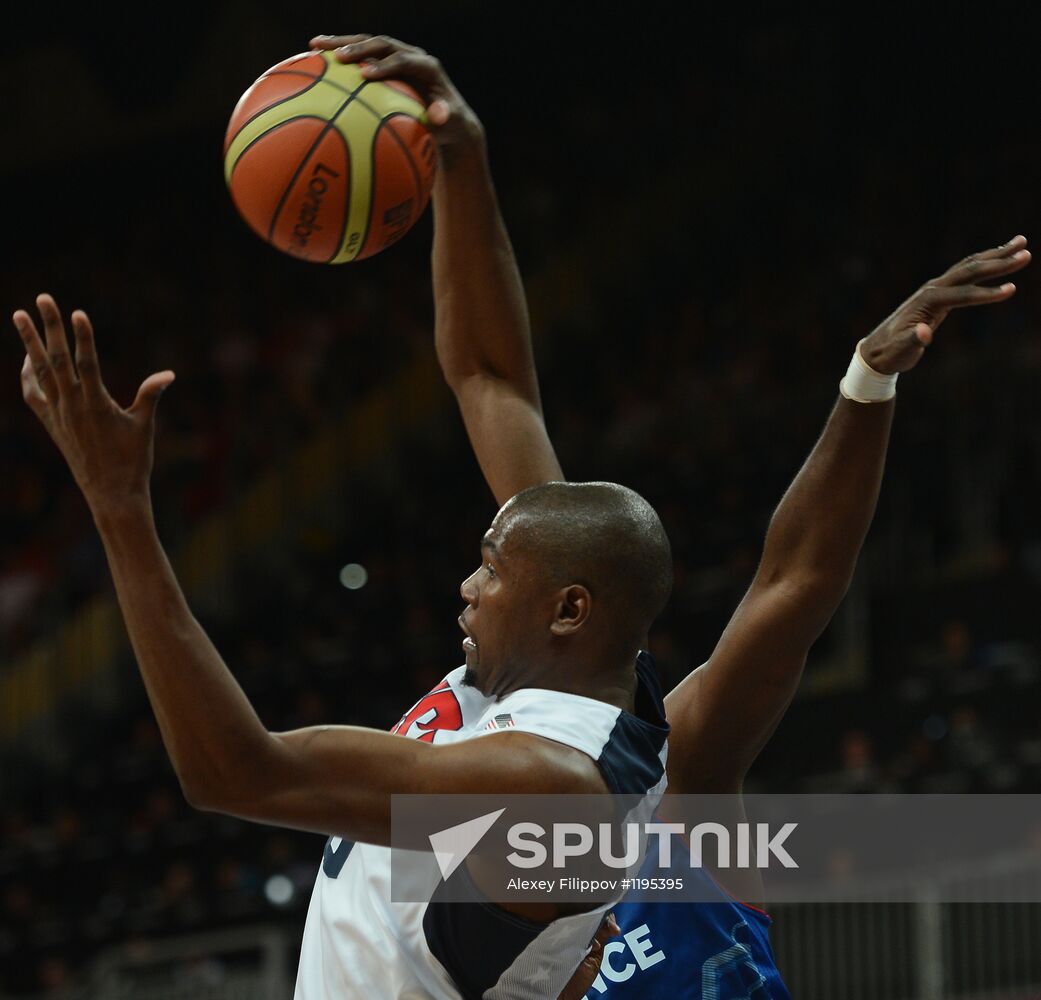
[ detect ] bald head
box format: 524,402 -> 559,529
497,482 -> 672,644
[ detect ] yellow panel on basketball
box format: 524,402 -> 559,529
352,77 -> 426,120
222,51 -> 437,264
223,80 -> 347,185
330,101 -> 380,264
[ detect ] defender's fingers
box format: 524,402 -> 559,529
986,234 -> 1027,257
13,309 -> 60,403
941,248 -> 1031,286
36,294 -> 77,391
935,236 -> 1029,283
71,310 -> 106,404
949,282 -> 1018,307
921,282 -> 1017,312
596,913 -> 620,943
970,235 -> 1027,263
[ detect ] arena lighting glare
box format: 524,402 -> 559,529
264,874 -> 294,907
338,563 -> 368,590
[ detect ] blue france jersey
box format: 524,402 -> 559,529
582,837 -> 790,999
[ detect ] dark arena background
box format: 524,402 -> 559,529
2,3 -> 1041,997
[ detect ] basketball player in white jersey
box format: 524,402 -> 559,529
14,30 -> 1028,998
12,85 -> 679,1000
13,301 -> 675,999
310,32 -> 1033,999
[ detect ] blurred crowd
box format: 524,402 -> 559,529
4,12 -> 1041,995
0,186 -> 434,658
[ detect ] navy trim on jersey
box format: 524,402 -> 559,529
596,651 -> 669,796
423,864 -> 547,1000
322,837 -> 354,879
424,652 -> 669,996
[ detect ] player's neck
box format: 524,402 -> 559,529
550,673 -> 636,714
490,654 -> 636,713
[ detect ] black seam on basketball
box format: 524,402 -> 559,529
229,115 -> 327,180
357,120 -> 379,260
354,115 -> 424,261
379,113 -> 424,207
267,80 -> 370,248
229,74 -> 325,148
254,71 -> 424,134
267,52 -> 328,82
267,70 -> 355,99
327,130 -> 352,264
353,91 -> 424,123
268,69 -> 424,119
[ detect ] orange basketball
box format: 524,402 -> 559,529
223,51 -> 437,264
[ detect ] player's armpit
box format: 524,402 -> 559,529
190,726 -> 607,846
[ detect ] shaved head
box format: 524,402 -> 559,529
497,481 -> 672,644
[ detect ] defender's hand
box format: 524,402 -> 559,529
13,294 -> 174,512
557,913 -> 620,1000
861,235 -> 1030,374
309,34 -> 483,152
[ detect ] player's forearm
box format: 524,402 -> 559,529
431,130 -> 540,400
756,396 -> 893,618
92,499 -> 275,807
430,131 -> 563,503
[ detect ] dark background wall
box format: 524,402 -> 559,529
2,3 -> 1041,994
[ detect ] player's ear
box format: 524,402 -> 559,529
550,584 -> 592,636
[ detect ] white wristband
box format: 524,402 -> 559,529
839,339 -> 897,403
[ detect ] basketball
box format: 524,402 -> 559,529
223,51 -> 437,264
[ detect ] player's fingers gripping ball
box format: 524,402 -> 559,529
223,50 -> 437,263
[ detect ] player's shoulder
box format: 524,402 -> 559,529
473,651 -> 669,796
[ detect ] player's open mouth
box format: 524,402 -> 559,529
458,614 -> 477,654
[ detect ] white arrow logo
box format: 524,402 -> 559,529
428,808 -> 506,881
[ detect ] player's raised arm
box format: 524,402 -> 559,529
665,237 -> 1031,795
315,34 -> 563,505
11,297 -> 605,844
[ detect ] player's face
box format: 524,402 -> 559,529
458,519 -> 541,696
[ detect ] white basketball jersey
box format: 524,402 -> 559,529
294,652 -> 669,999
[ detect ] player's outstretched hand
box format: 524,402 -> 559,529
557,913 -> 621,1000
309,34 -> 482,152
861,235 -> 1031,374
13,294 -> 174,513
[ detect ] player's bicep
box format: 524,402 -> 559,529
452,374 -> 564,506
210,725 -> 429,844
213,726 -> 598,845
664,580 -> 812,793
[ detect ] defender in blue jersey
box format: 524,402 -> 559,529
579,840 -> 791,998
325,32 -> 1032,1000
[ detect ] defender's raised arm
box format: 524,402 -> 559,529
664,236 -> 1031,797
